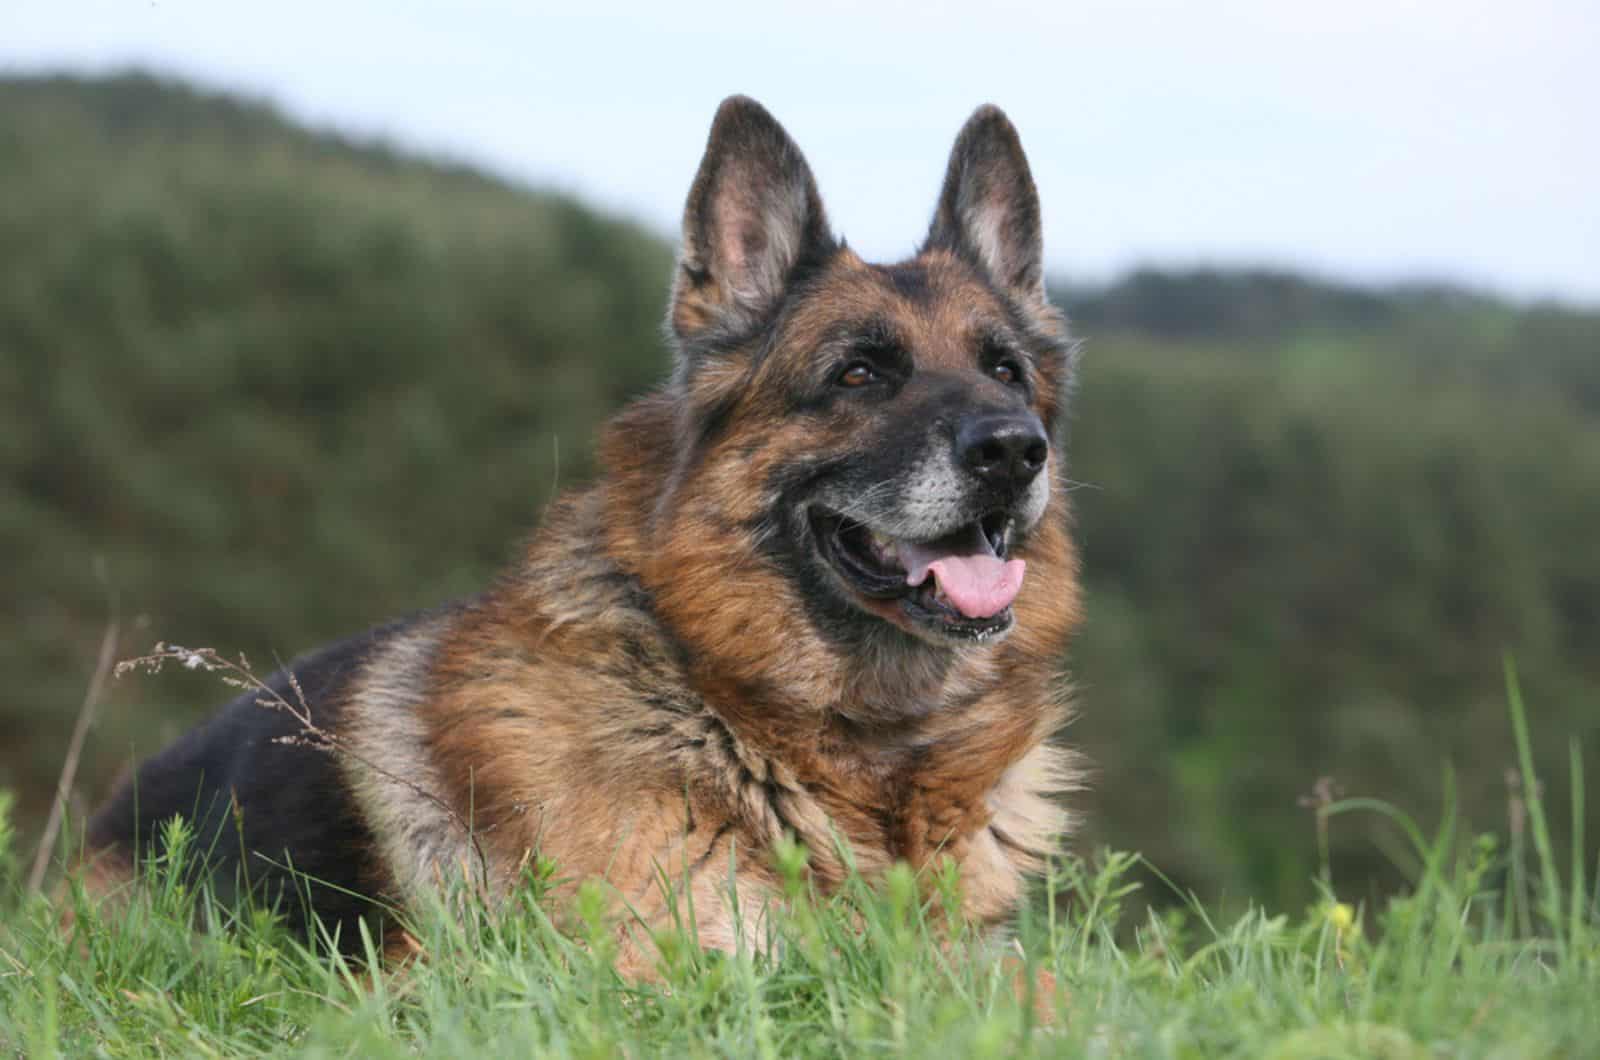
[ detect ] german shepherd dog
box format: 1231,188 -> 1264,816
84,97 -> 1082,970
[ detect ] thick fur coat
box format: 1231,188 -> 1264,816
86,97 -> 1084,970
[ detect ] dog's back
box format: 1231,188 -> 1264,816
85,615 -> 434,941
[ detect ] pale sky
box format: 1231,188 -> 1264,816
8,0 -> 1599,302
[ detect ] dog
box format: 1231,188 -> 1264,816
83,96 -> 1083,971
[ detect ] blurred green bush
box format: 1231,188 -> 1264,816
3,73 -> 1595,911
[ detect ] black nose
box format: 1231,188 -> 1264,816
957,414 -> 1049,493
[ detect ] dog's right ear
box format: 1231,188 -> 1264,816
669,97 -> 834,350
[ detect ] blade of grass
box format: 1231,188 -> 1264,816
1569,738 -> 1586,952
1504,655 -> 1564,946
28,618 -> 119,894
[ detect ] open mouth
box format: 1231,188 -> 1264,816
808,507 -> 1025,639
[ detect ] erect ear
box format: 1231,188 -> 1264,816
670,96 -> 834,345
923,105 -> 1046,302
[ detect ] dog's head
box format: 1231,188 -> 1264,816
643,97 -> 1075,681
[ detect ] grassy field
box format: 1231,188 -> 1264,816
2,678 -> 1594,1057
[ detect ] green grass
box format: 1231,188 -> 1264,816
2,677 -> 1595,1057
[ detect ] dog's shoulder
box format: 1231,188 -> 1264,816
340,488 -> 718,895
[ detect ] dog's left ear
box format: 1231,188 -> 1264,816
924,105 -> 1046,304
670,96 -> 834,347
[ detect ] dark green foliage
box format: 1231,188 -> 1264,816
3,72 -> 1596,913
1064,329 -> 1600,908
0,72 -> 673,830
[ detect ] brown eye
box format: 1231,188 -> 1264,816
838,362 -> 877,388
992,361 -> 1022,386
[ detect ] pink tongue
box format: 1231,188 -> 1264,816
900,525 -> 1026,619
